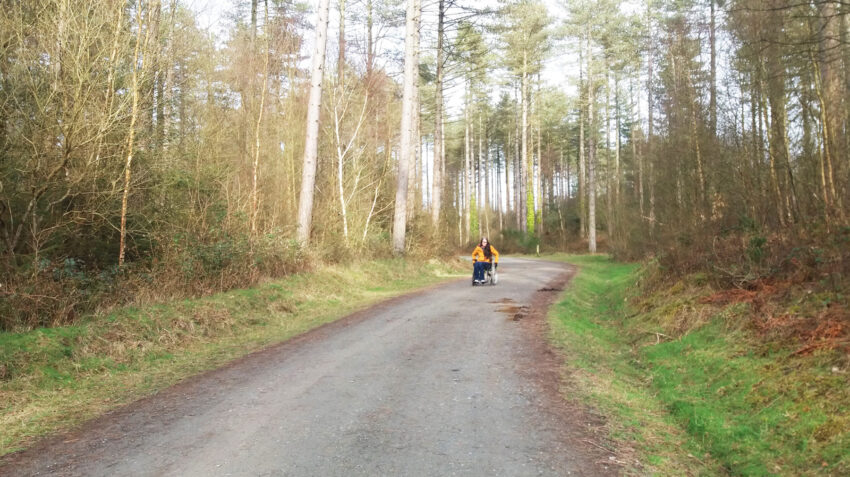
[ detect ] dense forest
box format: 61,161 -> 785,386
1,0 -> 849,330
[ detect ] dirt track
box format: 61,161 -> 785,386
1,257 -> 616,476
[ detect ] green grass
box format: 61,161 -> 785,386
544,254 -> 849,476
0,258 -> 466,456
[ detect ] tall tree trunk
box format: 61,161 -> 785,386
338,0 -> 346,84
843,6 -> 850,201
506,132 -> 513,215
755,72 -> 765,218
497,147 -> 504,231
818,0 -> 846,222
748,72 -> 760,222
119,0 -> 155,266
812,53 -> 835,228
646,4 -> 656,237
464,96 -> 472,242
251,1 -> 270,234
562,144 -> 573,203
588,63 -> 597,254
366,0 -> 374,77
605,71 -> 613,240
251,0 -> 258,43
392,0 -> 419,254
615,75 -> 621,222
523,51 -> 534,235
296,0 -> 331,245
408,0 -> 421,218
441,112 -> 446,215
431,0 -> 445,230
709,0 -> 717,137
763,4 -> 791,225
480,112 -> 489,237
535,79 -> 543,236
514,85 -> 522,229
457,173 -> 464,245
760,93 -> 786,228
690,86 -> 707,220
149,0 -> 162,156
579,35 -> 587,239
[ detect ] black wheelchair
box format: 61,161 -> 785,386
471,262 -> 498,286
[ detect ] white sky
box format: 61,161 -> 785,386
186,0 -> 724,139
190,0 -> 231,36
188,0 -> 581,95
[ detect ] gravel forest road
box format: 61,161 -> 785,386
1,257 -> 614,477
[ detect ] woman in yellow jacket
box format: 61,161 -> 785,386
471,237 -> 499,284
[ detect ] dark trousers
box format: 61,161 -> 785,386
473,261 -> 491,281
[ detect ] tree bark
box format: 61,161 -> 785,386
763,2 -> 791,225
430,0 -> 445,230
514,84 -> 522,229
523,51 -> 534,235
119,0 -> 155,266
579,33 -> 587,239
535,78 -> 543,236
480,112 -> 489,238
646,4 -> 656,236
709,0 -> 717,137
366,0 -> 374,77
338,0 -> 346,84
296,0 -> 331,245
408,0 -> 421,218
392,0 -> 419,254
605,71 -> 613,239
464,93 -> 472,242
251,0 -> 258,43
251,1 -> 270,234
817,0 -> 845,222
587,43 -> 597,254
615,75 -> 621,222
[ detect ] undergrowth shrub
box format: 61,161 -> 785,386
0,211 -> 470,332
0,228 -> 309,332
641,218 -> 848,293
633,226 -> 850,358
498,229 -> 540,254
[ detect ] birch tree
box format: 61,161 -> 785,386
119,0 -> 156,266
296,0 -> 332,245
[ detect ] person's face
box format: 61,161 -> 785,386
482,239 -> 488,246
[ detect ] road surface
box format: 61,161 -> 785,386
1,257 -> 614,476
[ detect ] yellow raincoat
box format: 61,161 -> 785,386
471,245 -> 499,264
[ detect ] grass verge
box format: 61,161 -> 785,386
0,258 -> 466,456
545,254 -> 849,476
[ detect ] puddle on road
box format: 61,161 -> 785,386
492,298 -> 529,321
